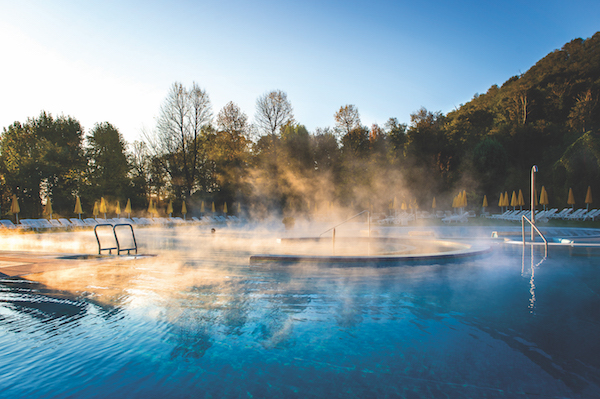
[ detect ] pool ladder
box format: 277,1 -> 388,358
521,215 -> 548,257
94,223 -> 138,255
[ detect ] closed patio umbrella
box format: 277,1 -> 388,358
100,197 -> 107,219
510,191 -> 518,210
148,199 -> 154,215
125,199 -> 132,218
93,201 -> 99,219
11,194 -> 20,224
517,189 -> 525,211
211,202 -> 216,213
498,192 -> 504,212
74,196 -> 83,219
540,186 -> 549,211
432,197 -> 436,209
116,201 -> 121,218
482,195 -> 488,209
182,201 -> 187,220
585,186 -> 592,211
223,202 -> 228,214
200,201 -> 205,214
567,188 -> 575,210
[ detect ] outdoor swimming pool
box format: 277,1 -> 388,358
1,226 -> 599,398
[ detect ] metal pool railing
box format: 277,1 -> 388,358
94,223 -> 138,255
319,210 -> 371,253
521,215 -> 548,257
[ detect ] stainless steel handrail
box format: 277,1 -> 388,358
319,210 -> 370,255
319,210 -> 370,237
521,215 -> 548,257
94,223 -> 138,255
114,223 -> 138,255
94,224 -> 118,254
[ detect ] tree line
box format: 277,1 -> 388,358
1,32 -> 599,220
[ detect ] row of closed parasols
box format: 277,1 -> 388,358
494,186 -> 593,211
8,195 -> 237,223
454,186 -> 592,211
392,186 -> 593,213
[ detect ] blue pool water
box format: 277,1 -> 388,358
1,229 -> 600,398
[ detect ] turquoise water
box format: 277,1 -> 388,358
1,237 -> 600,398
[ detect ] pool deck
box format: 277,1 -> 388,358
0,251 -> 119,278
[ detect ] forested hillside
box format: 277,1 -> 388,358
442,32 -> 600,205
1,33 -> 598,219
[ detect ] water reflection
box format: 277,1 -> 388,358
521,244 -> 546,314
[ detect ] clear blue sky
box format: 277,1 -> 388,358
1,0 -> 599,143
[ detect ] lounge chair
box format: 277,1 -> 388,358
442,213 -> 468,223
489,210 -> 512,219
58,218 -> 74,228
20,219 -> 43,230
69,218 -> 87,227
38,219 -> 56,229
48,219 -> 63,228
564,209 -> 586,220
550,208 -> 572,219
84,218 -> 99,226
583,209 -> 600,221
506,210 -> 529,221
1,219 -> 30,230
132,217 -> 153,225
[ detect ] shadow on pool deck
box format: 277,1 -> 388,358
0,251 -> 147,277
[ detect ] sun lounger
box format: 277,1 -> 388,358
1,219 -> 30,230
583,209 -> 600,221
489,210 -> 513,219
506,210 -> 528,221
539,209 -> 557,220
48,219 -> 63,228
442,213 -> 468,223
416,211 -> 432,219
132,217 -> 154,225
564,209 -> 587,220
58,218 -> 74,228
84,218 -> 99,226
113,218 -> 134,225
227,215 -> 240,223
550,208 -> 572,219
69,218 -> 87,227
20,219 -> 43,230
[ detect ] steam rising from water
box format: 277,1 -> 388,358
3,224 -> 600,398
1,223 -> 482,306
